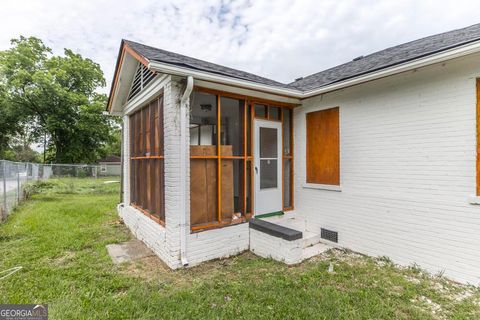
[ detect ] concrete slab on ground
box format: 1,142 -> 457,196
107,240 -> 154,264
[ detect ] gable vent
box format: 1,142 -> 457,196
127,63 -> 157,101
321,228 -> 338,243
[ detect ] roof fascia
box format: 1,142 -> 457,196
107,42 -> 151,113
148,61 -> 303,98
302,39 -> 480,99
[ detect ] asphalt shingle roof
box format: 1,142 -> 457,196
124,40 -> 291,88
289,23 -> 480,91
124,23 -> 480,93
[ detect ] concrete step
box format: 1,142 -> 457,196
302,242 -> 332,260
302,231 -> 322,248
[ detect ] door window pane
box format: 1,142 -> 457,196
260,159 -> 277,189
260,127 -> 277,158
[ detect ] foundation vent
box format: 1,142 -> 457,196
321,228 -> 338,243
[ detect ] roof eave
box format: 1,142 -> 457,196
148,61 -> 304,98
107,41 -> 151,113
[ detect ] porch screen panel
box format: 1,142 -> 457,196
129,96 -> 165,223
220,97 -> 246,220
282,108 -> 293,209
306,107 -> 340,185
189,92 -> 219,226
190,91 -> 251,230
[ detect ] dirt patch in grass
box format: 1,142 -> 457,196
51,250 -> 76,267
121,256 -> 171,280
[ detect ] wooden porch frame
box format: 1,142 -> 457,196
191,87 -> 295,232
129,95 -> 165,225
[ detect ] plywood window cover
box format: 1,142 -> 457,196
306,107 -> 340,186
191,87 -> 295,231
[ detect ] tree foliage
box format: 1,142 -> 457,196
0,36 -> 120,163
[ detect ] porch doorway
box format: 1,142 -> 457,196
254,119 -> 282,215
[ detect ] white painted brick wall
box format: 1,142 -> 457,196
120,76 -> 250,268
249,229 -> 303,265
187,224 -> 250,266
119,205 -> 178,267
295,53 -> 480,284
163,78 -> 183,266
119,76 -> 182,269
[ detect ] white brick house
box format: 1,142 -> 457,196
108,24 -> 480,284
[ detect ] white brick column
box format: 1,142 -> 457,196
163,78 -> 184,267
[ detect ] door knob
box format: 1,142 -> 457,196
255,166 -> 258,174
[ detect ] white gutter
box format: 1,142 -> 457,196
148,39 -> 480,100
179,75 -> 193,267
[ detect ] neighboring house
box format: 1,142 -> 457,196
98,155 -> 121,176
107,23 -> 480,285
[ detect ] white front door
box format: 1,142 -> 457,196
254,119 -> 282,215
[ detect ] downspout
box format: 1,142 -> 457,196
180,75 -> 193,267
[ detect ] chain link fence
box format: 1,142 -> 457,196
0,160 -> 121,221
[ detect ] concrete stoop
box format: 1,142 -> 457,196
249,215 -> 332,264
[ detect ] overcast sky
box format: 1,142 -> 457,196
1,0 -> 480,93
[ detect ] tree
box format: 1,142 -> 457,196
0,82 -> 25,158
102,126 -> 122,157
0,36 -> 120,163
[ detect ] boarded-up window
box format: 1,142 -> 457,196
130,96 -> 165,223
306,107 -> 340,185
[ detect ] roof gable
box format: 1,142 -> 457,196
124,40 -> 291,88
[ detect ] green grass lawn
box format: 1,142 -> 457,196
0,178 -> 479,319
